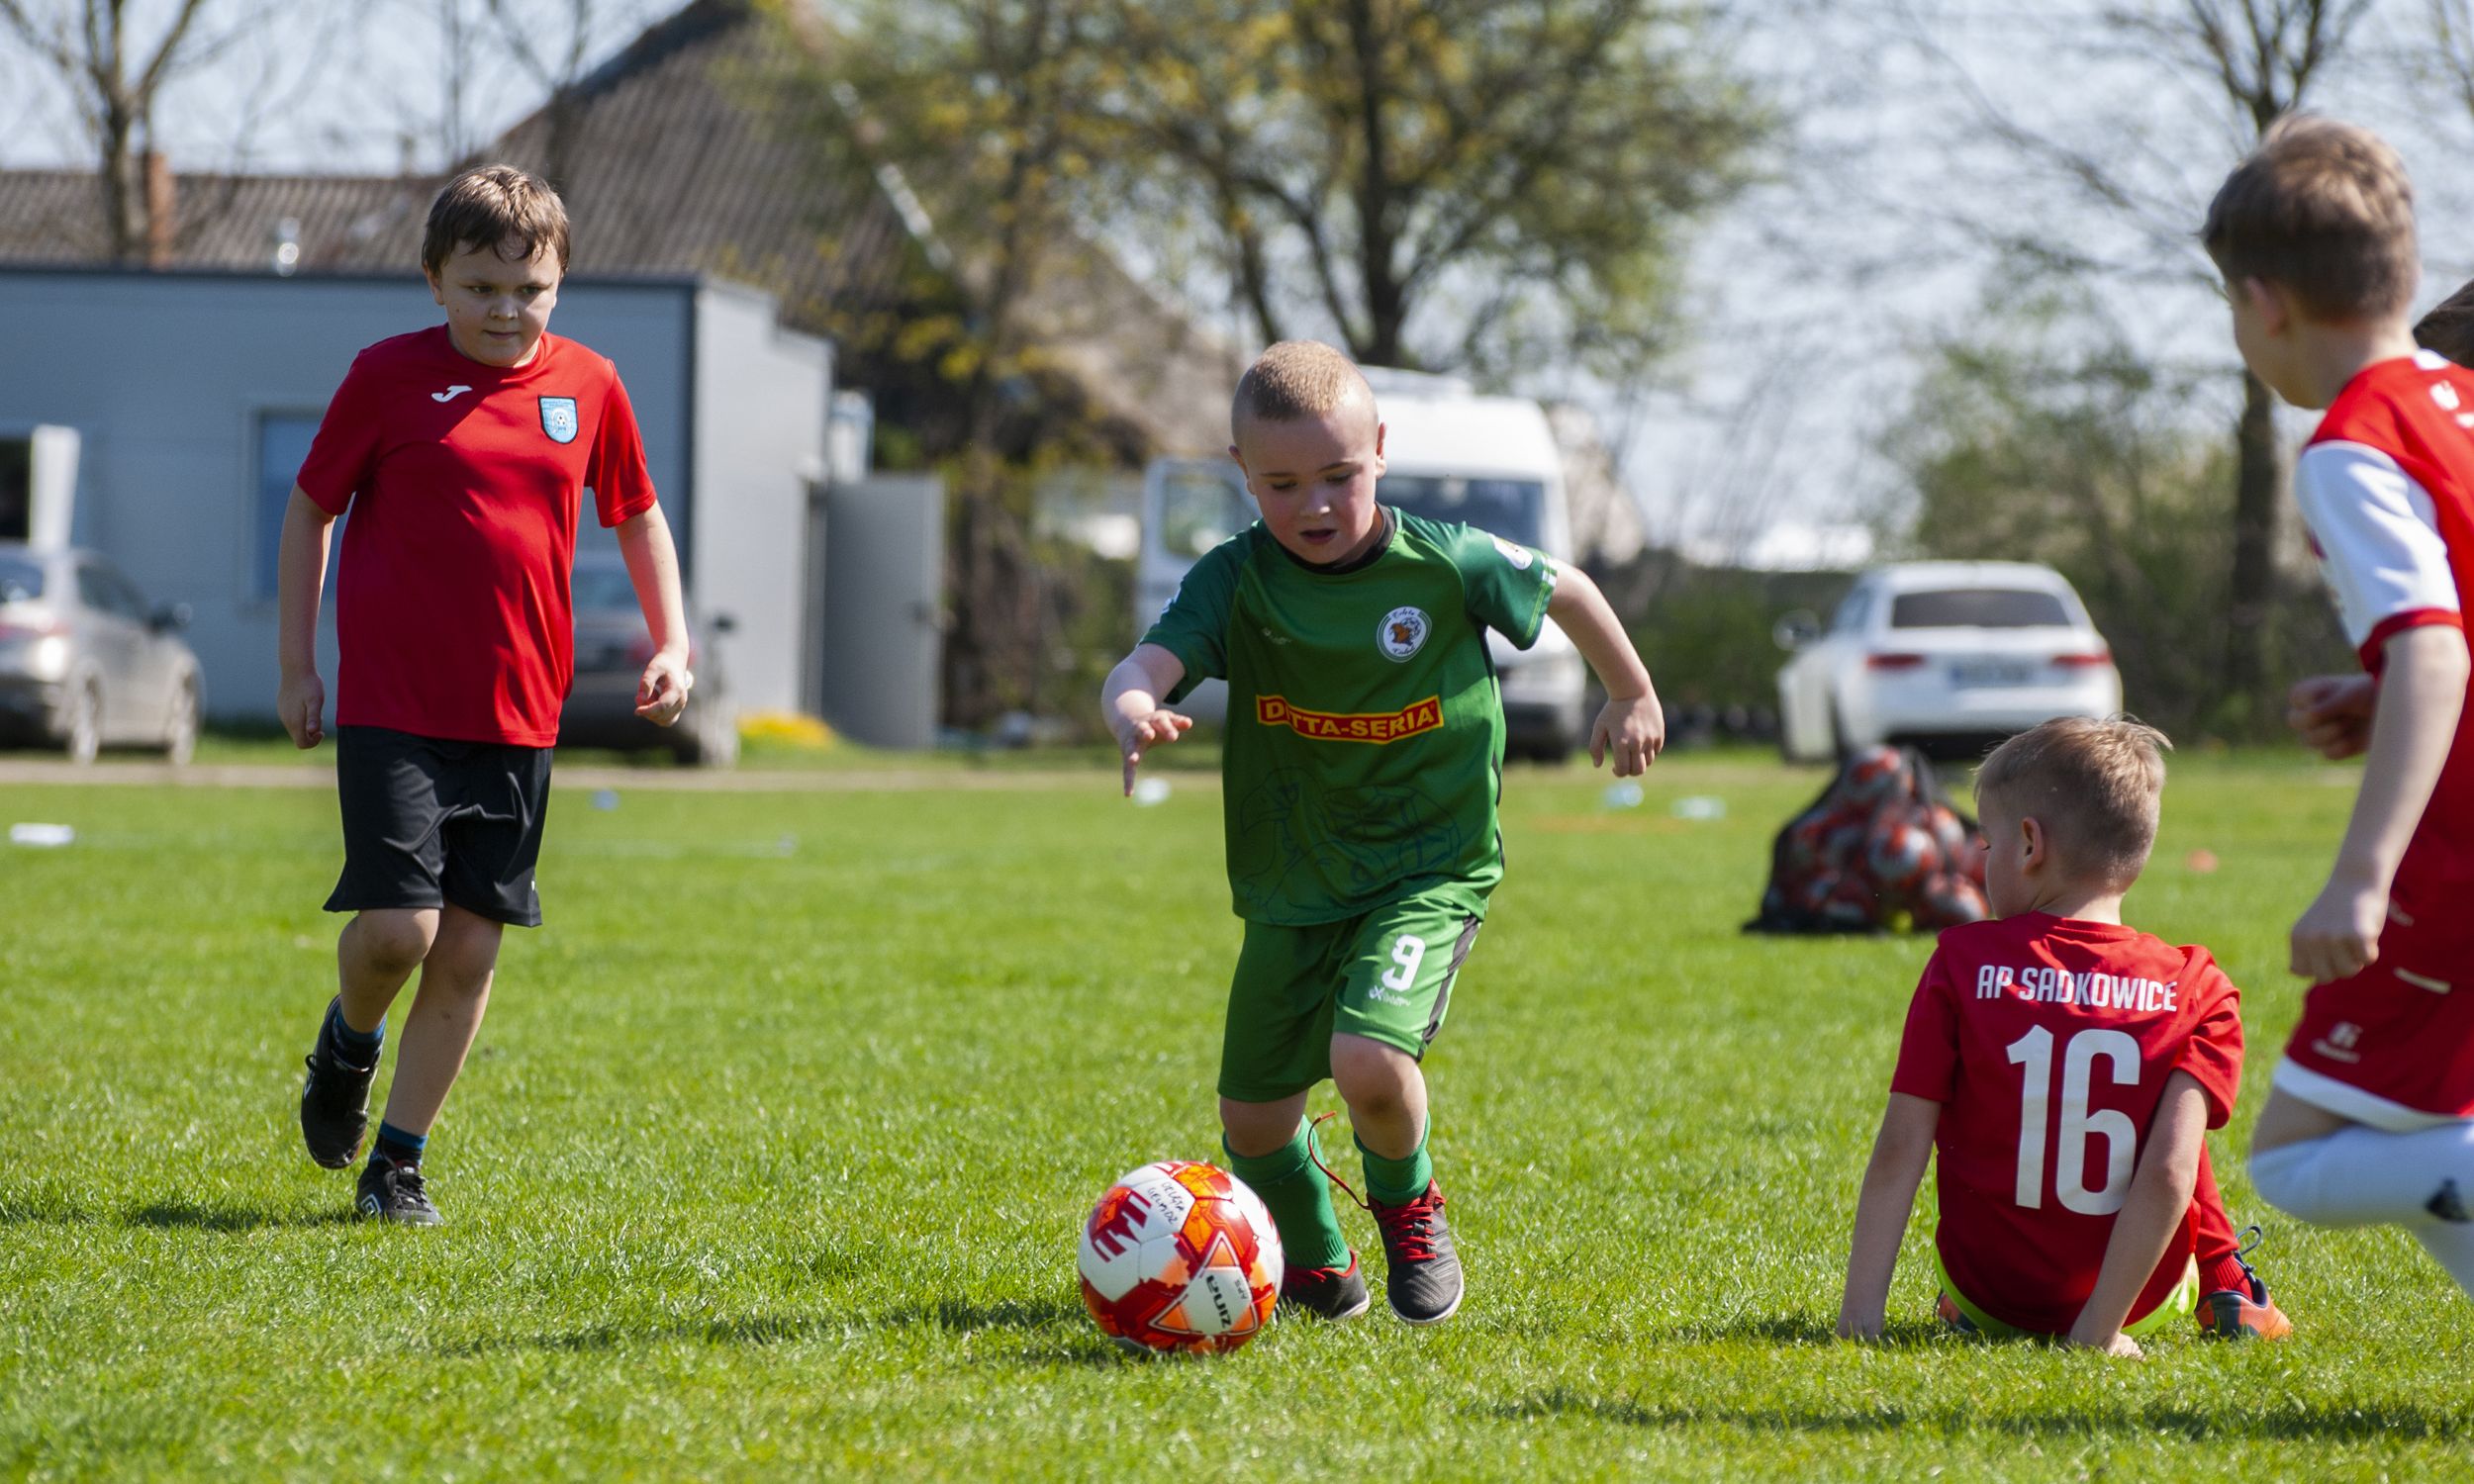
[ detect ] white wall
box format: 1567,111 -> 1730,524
689,282 -> 829,715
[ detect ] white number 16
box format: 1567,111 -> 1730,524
2005,1025 -> 2141,1215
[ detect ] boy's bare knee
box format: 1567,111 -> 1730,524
348,909 -> 436,974
1219,1094 -> 1307,1159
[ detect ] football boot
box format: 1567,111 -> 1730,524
2198,1228 -> 2292,1341
1281,1252 -> 1373,1321
1370,1180 -> 1464,1325
299,997 -> 378,1169
355,1156 -> 443,1226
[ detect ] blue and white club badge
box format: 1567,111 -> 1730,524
538,396 -> 579,444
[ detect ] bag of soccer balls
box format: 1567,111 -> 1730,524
1744,744 -> 1989,935
1077,1160 -> 1282,1355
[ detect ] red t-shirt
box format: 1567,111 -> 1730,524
295,326 -> 659,746
1891,914 -> 2243,1335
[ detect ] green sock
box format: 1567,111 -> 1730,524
1357,1127 -> 1433,1205
1225,1121 -> 1349,1269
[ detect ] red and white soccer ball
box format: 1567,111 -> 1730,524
1077,1160 -> 1282,1355
1863,819 -> 1943,898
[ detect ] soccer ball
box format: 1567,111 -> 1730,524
1915,871 -> 1991,930
1839,746 -> 1913,806
1077,1160 -> 1282,1355
1863,819 -> 1943,898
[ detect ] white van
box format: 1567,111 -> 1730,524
1135,369 -> 1587,759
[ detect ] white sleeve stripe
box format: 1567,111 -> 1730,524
2297,440 -> 2461,648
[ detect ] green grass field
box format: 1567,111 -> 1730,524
4,751 -> 2471,1480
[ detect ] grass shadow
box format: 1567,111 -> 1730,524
877,1296 -> 1086,1334
125,1201 -> 357,1232
435,1311 -> 832,1358
1484,1387 -> 2471,1442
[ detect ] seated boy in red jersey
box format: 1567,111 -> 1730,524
2205,119 -> 2474,1295
277,165 -> 693,1225
1840,719 -> 2290,1354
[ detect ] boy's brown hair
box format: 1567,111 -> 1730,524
2201,115 -> 2417,322
2417,277 -> 2474,364
1976,716 -> 2171,888
421,164 -> 571,280
1232,339 -> 1372,439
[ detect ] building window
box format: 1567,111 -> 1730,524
255,413 -> 338,600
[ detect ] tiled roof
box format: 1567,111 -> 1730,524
0,0 -> 1234,455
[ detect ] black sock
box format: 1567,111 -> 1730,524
324,1001 -> 383,1067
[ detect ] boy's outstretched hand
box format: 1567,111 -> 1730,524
635,651 -> 693,726
2288,672 -> 2375,759
2064,1327 -> 2143,1359
1588,693 -> 1665,777
1116,707 -> 1193,795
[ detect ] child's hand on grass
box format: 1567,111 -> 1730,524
1835,1303 -> 1885,1343
1116,708 -> 1192,795
2065,1325 -> 2143,1359
2287,673 -> 2375,759
1589,692 -> 1665,777
635,651 -> 693,726
278,669 -> 326,749
2291,875 -> 2385,982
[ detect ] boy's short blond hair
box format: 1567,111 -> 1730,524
2417,278 -> 2474,365
2201,115 -> 2417,322
422,164 -> 571,280
1232,340 -> 1372,438
1976,717 -> 2171,888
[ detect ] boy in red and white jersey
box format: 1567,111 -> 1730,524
1840,719 -> 2289,1354
277,165 -> 693,1225
2204,119 -> 2474,1295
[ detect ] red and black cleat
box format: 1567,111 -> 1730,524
1280,1252 -> 1372,1321
1371,1181 -> 1464,1325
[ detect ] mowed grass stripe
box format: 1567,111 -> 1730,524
2,755 -> 2469,1480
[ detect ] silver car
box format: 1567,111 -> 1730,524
0,543 -> 203,764
556,554 -> 738,767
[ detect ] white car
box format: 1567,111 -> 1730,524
1773,561 -> 2123,763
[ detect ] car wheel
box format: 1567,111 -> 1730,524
162,676 -> 199,766
64,679 -> 102,765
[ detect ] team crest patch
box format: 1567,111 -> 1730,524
1378,605 -> 1430,661
539,397 -> 579,444
1491,536 -> 1534,570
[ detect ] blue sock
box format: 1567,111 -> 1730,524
373,1122 -> 426,1166
325,1001 -> 383,1066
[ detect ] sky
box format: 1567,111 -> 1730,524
7,0 -> 2474,569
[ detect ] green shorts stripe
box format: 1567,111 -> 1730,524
1932,1246 -> 2198,1341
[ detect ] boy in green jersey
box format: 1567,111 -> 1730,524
1101,340 -> 1665,1324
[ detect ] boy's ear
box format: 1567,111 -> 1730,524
2241,276 -> 2289,335
2017,813 -> 2048,873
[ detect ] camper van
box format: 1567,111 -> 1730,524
1135,369 -> 1586,759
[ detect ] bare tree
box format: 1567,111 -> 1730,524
1899,0 -> 2377,726
0,0 -> 227,261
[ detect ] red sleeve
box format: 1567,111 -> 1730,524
589,366 -> 658,528
1888,950 -> 1960,1104
2172,953 -> 2244,1129
295,352 -> 384,516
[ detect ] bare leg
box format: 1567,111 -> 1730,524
336,908 -> 439,1034
1220,1092 -> 1311,1159
376,904 -> 504,1138
1330,1033 -> 1427,1159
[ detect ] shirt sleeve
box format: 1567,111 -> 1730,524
1138,537 -> 1242,704
294,351 -> 384,517
2172,952 -> 2244,1129
1442,522 -> 1559,649
588,365 -> 659,528
2295,440 -> 2464,672
1887,950 -> 1960,1105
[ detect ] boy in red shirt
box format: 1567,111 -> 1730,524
277,165 -> 692,1224
2206,118 -> 2474,1295
1840,718 -> 2290,1354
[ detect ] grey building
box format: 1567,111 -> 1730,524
0,265 -> 830,722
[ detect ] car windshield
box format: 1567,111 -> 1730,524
0,555 -> 40,603
1890,588 -> 2072,629
572,565 -> 639,613
1379,475 -> 1545,548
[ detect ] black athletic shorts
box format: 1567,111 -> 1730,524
325,725 -> 552,927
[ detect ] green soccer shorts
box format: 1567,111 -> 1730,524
1217,886 -> 1485,1103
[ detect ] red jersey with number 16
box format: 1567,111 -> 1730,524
1891,913 -> 2243,1336
295,326 -> 659,747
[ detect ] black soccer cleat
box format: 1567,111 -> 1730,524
1281,1252 -> 1374,1321
355,1156 -> 442,1226
299,997 -> 378,1169
1370,1180 -> 1464,1325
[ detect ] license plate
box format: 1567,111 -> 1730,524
1951,660 -> 2033,688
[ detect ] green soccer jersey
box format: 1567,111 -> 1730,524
1142,509 -> 1561,925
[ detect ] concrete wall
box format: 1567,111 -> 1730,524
689,283 -> 829,715
0,268 -> 832,724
